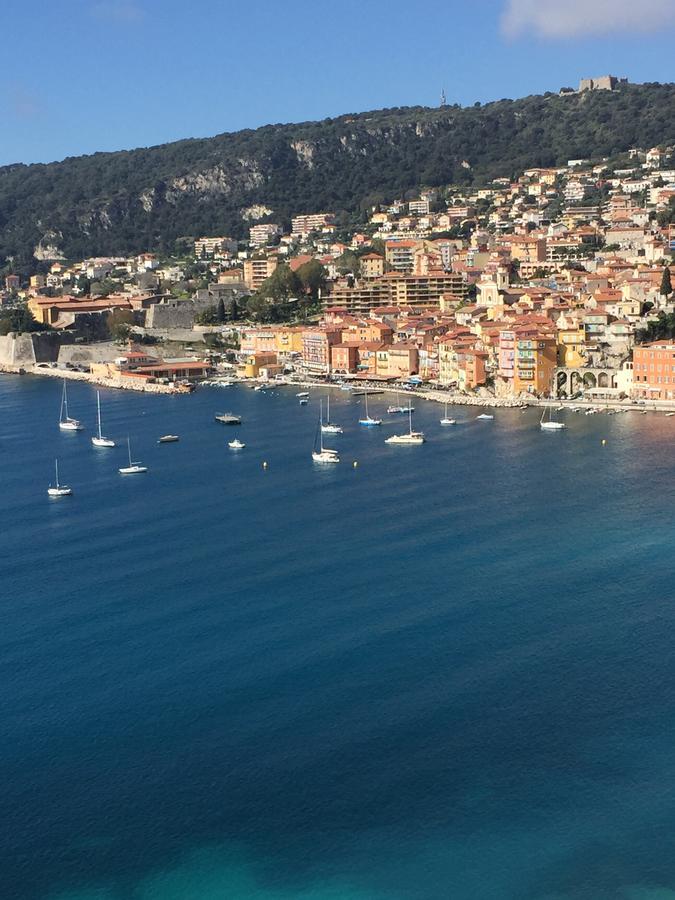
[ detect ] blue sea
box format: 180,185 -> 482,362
2,374 -> 675,900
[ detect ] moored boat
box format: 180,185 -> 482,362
47,459 -> 72,497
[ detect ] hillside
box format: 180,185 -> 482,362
1,82 -> 674,264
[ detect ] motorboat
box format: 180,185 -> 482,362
158,435 -> 179,443
228,439 -> 246,449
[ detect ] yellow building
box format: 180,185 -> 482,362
557,325 -> 587,367
274,327 -> 305,356
360,253 -> 385,278
241,352 -> 279,378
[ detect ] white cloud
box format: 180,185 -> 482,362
502,0 -> 675,38
91,1 -> 145,23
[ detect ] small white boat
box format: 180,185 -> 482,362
321,396 -> 343,434
158,434 -> 179,443
91,391 -> 115,447
47,459 -> 72,497
119,437 -> 148,474
312,415 -> 339,463
228,439 -> 246,449
666,412 -> 675,417
299,397 -> 309,405
540,406 -> 566,431
386,402 -> 425,444
59,380 -> 83,431
358,392 -> 382,426
296,391 -> 309,398
254,383 -> 273,392
387,391 -> 410,415
340,383 -> 353,392
476,413 -> 494,420
440,400 -> 456,426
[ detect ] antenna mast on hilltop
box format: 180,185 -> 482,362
440,88 -> 447,108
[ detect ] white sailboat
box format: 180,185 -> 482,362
387,391 -> 409,415
358,391 -> 382,426
385,400 -> 425,445
440,400 -> 456,426
312,414 -> 340,463
119,436 -> 148,474
228,438 -> 246,449
540,405 -> 566,431
59,380 -> 83,431
91,391 -> 115,447
47,458 -> 73,497
321,396 -> 343,434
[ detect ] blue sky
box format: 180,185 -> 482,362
2,0 -> 675,166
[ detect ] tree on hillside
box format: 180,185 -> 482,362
216,297 -> 226,323
296,259 -> 327,299
107,308 -> 135,342
258,264 -> 301,301
660,266 -> 672,297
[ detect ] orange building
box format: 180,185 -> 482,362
632,341 -> 675,400
331,343 -> 359,374
499,325 -> 557,396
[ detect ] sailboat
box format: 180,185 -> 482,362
387,391 -> 410,415
540,405 -> 566,431
91,391 -> 115,447
312,414 -> 340,463
358,391 -> 382,426
59,380 -> 83,431
47,458 -> 73,496
440,400 -> 456,426
321,396 -> 343,434
385,400 -> 425,444
119,436 -> 148,474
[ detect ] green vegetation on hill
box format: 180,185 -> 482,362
1,83 -> 674,267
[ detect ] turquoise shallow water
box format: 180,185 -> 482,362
2,375 -> 675,900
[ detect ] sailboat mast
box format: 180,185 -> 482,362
55,459 -> 59,486
127,436 -> 132,467
97,392 -> 102,439
63,381 -> 69,420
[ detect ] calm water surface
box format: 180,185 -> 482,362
1,375 -> 675,900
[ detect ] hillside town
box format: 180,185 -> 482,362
3,139 -> 675,405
